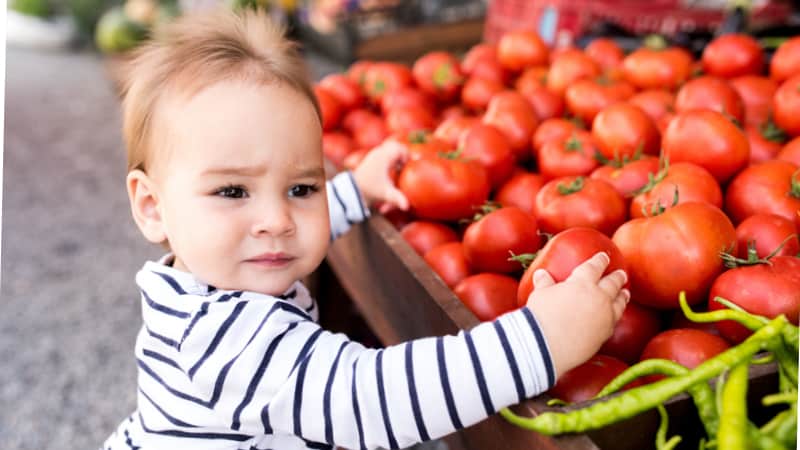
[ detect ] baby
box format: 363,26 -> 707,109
104,9 -> 629,450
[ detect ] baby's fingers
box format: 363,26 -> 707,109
597,269 -> 627,298
566,252 -> 610,283
612,289 -> 630,322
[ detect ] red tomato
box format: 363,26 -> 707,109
424,242 -> 472,288
521,86 -> 565,122
439,105 -> 468,121
380,87 -> 435,115
535,176 -> 627,236
589,156 -> 660,198
640,329 -> 730,368
592,103 -> 660,160
347,60 -> 373,87
433,115 -> 479,147
341,108 -> 376,133
517,227 -> 628,306
398,156 -> 490,222
322,131 -> 355,168
547,49 -> 602,96
662,109 -> 750,184
412,51 -> 465,102
628,89 -> 676,126
702,33 -> 764,78
532,118 -> 582,157
730,76 -> 778,127
735,213 -> 800,259
482,91 -> 538,161
469,58 -> 510,85
385,106 -> 436,135
565,78 -> 636,125
774,74 -> 800,137
352,114 -> 389,149
497,30 -> 549,72
770,36 -> 800,83
400,221 -> 459,256
674,76 -> 745,124
622,47 -> 693,90
462,206 -> 541,274
454,273 -> 519,321
458,123 -> 516,188
600,302 -> 662,364
383,208 -> 412,230
363,62 -> 413,102
549,355 -> 633,403
319,73 -> 365,112
613,202 -> 737,309
515,66 -> 548,94
494,170 -> 546,217
779,136 -> 800,166
745,124 -> 785,164
725,160 -> 800,224
629,162 -> 723,219
461,43 -> 498,75
461,76 -> 505,112
538,130 -> 600,180
708,256 -> 800,343
585,38 -> 625,70
314,86 -> 343,131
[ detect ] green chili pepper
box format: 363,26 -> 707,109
655,404 -> 682,450
771,405 -> 797,448
499,316 -> 787,435
680,293 -> 765,332
748,425 -> 790,450
717,363 -> 749,450
595,358 -> 718,437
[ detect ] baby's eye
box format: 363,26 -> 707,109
215,185 -> 248,199
289,184 -> 319,198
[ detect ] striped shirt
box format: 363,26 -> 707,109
104,172 -> 556,450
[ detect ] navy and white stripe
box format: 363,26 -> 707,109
326,171 -> 370,241
104,171 -> 555,450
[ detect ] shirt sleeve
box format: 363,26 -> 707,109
327,171 -> 370,241
175,300 -> 555,450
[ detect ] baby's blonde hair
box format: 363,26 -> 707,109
120,8 -> 321,173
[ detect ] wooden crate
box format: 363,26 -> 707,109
323,214 -> 780,450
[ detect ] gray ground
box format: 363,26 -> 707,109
0,45 -> 349,450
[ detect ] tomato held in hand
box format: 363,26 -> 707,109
398,155 -> 490,222
708,255 -> 800,343
589,156 -> 660,198
613,202 -> 737,309
599,302 -> 662,364
701,33 -> 764,78
412,51 -> 465,102
454,273 -> 519,321
494,170 -> 546,216
400,221 -> 459,256
458,122 -> 516,188
674,76 -> 745,124
770,36 -> 800,83
725,160 -> 800,224
538,130 -> 600,180
735,213 -> 800,259
482,91 -> 539,161
629,162 -> 723,219
622,47 -> 693,90
592,103 -> 660,160
548,354 -> 634,403
424,242 -> 472,288
774,74 -> 800,137
497,30 -> 549,72
662,109 -> 750,184
535,176 -> 627,236
517,227 -> 628,307
462,206 -> 541,274
640,329 -> 730,369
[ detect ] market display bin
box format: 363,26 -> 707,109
323,214 -> 781,450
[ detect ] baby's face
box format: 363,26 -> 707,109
149,80 -> 330,295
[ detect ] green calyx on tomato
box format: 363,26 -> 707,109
791,170 -> 800,199
468,201 -> 503,222
760,120 -> 788,144
632,157 -> 670,196
433,63 -> 462,89
508,251 -> 538,270
643,34 -> 669,51
408,130 -> 432,144
722,235 -> 799,268
556,176 -> 585,195
594,142 -> 645,168
565,134 -> 586,154
372,79 -> 386,95
641,186 -> 680,217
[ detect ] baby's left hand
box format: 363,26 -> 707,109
352,139 -> 409,214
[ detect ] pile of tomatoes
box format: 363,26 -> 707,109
314,30 -> 800,403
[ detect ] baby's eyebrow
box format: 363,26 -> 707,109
201,165 -> 265,176
293,167 -> 325,179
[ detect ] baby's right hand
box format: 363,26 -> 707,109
525,252 -> 629,379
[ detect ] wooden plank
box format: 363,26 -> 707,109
354,19 -> 485,63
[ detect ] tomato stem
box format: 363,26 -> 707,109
556,176 -> 585,195
633,158 -> 670,196
469,201 -> 502,222
408,130 -> 430,144
508,251 -> 537,269
564,134 -> 584,154
760,120 -> 787,144
790,170 -> 800,199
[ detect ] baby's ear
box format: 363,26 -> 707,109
127,170 -> 167,244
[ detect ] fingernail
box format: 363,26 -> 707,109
618,270 -> 628,284
622,289 -> 631,302
533,269 -> 547,281
597,252 -> 610,264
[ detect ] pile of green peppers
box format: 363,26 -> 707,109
500,292 -> 798,450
